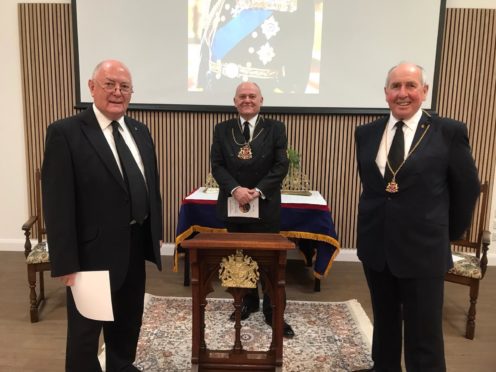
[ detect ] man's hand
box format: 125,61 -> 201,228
58,273 -> 77,286
232,187 -> 260,205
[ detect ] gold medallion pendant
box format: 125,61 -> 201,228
386,180 -> 399,193
238,144 -> 252,160
383,121 -> 431,195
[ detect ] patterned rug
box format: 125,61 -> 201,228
130,294 -> 373,372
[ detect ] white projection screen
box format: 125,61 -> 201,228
72,0 -> 446,114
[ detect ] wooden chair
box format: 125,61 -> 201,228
22,169 -> 51,322
445,182 -> 490,339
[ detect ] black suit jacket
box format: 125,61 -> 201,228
355,113 -> 479,278
211,117 -> 289,227
42,107 -> 163,290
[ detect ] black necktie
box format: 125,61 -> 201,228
385,121 -> 405,182
243,121 -> 250,142
111,121 -> 149,224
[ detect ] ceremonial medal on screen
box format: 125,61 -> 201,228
384,122 -> 430,194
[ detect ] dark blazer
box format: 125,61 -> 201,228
355,113 -> 479,278
42,107 -> 163,290
211,116 -> 289,227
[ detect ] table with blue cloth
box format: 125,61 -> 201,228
175,188 -> 340,291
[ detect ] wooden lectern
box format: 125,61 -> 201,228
181,232 -> 295,371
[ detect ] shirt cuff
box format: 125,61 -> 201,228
255,188 -> 265,199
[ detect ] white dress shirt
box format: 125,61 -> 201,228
232,114 -> 265,198
93,104 -> 146,180
239,114 -> 259,140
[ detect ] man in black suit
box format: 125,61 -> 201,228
210,81 -> 294,337
355,62 -> 480,371
42,60 -> 163,372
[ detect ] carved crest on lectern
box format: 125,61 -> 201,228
219,249 -> 259,288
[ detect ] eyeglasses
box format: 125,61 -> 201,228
95,80 -> 134,94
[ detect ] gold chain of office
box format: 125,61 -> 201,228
385,123 -> 430,193
232,117 -> 264,160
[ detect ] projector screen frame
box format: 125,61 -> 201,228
71,0 -> 446,115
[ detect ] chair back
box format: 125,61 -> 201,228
451,182 -> 489,258
34,169 -> 45,243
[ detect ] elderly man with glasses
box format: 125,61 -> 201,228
42,59 -> 163,372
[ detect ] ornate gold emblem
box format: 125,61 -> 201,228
281,147 -> 311,195
237,144 -> 253,160
219,250 -> 259,288
385,180 -> 399,193
383,122 -> 431,195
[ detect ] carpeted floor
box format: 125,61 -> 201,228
130,294 -> 373,371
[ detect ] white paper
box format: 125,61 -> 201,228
227,197 -> 259,218
70,271 -> 114,321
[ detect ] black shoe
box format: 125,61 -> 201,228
264,317 -> 295,338
229,304 -> 259,321
352,368 -> 375,372
283,322 -> 295,337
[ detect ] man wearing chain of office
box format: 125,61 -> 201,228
197,0 -> 315,94
210,81 -> 295,337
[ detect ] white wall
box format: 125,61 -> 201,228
448,0 -> 496,8
0,0 -> 65,251
1,0 -> 495,261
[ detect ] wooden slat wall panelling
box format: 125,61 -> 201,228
19,3 -> 75,237
19,5 -> 33,213
126,111 -> 233,241
20,5 -> 496,248
268,113 -> 378,247
436,9 -> 496,246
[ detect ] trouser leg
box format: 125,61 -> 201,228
104,222 -> 147,372
65,289 -> 103,372
363,264 -> 402,372
401,276 -> 446,372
